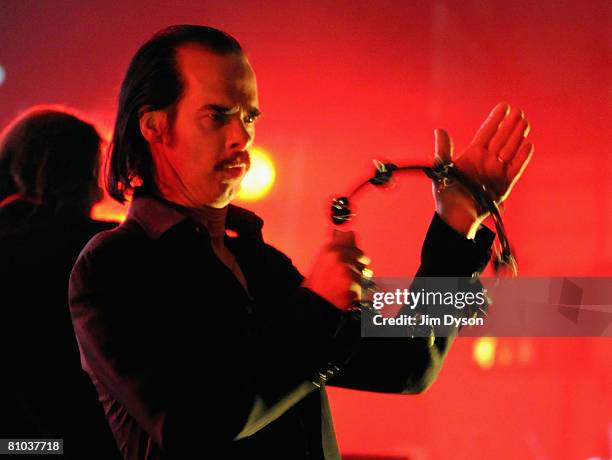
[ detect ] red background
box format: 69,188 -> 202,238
1,1 -> 610,458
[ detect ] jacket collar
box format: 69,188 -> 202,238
126,191 -> 263,240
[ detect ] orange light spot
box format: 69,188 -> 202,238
237,147 -> 276,201
473,337 -> 497,370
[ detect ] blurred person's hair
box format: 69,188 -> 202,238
0,105 -> 103,213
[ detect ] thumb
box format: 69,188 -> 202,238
434,128 -> 453,165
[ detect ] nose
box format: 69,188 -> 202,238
227,115 -> 253,152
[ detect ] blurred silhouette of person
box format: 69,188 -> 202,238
0,106 -> 121,459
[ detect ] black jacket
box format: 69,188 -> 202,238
0,199 -> 121,459
69,194 -> 494,459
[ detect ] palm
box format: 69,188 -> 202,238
436,102 -> 534,206
454,144 -> 509,201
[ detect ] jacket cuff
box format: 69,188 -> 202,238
418,212 -> 496,277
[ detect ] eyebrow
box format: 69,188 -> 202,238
199,104 -> 262,118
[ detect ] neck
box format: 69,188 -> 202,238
182,204 -> 228,245
149,189 -> 230,245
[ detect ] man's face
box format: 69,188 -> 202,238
150,44 -> 260,208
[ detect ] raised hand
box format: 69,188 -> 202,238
433,102 -> 534,238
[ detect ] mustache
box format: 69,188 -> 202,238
214,151 -> 251,171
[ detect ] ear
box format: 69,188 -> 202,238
139,110 -> 168,144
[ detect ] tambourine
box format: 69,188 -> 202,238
311,160 -> 509,378
330,160 -> 518,277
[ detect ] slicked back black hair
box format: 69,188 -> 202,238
106,25 -> 243,203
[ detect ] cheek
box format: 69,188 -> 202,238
172,125 -> 221,171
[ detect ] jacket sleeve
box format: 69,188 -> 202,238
69,229 -> 348,454
328,212 -> 495,393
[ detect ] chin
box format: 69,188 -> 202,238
208,187 -> 238,208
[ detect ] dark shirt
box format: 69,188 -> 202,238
0,199 -> 121,459
69,192 -> 494,459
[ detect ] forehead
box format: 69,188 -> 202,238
176,44 -> 258,106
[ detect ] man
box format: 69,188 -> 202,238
0,107 -> 121,459
69,25 -> 533,459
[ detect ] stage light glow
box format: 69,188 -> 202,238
237,147 -> 276,201
473,337 -> 497,370
91,205 -> 127,223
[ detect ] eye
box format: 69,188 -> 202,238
208,112 -> 228,123
244,111 -> 261,124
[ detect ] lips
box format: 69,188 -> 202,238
224,161 -> 247,169
215,151 -> 250,179
221,164 -> 246,179
215,151 -> 251,172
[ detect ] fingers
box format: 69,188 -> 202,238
498,118 -> 529,164
488,107 -> 524,156
357,254 -> 371,266
330,229 -> 370,275
332,229 -> 356,247
337,247 -> 364,264
349,281 -> 363,302
331,230 -> 370,264
340,248 -> 370,272
307,231 -> 372,310
471,102 -> 509,147
434,128 -> 453,165
507,142 -> 534,185
329,248 -> 370,308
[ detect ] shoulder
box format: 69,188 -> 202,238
65,218 -> 118,250
69,219 -> 159,310
73,218 -> 151,278
86,219 -> 118,234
